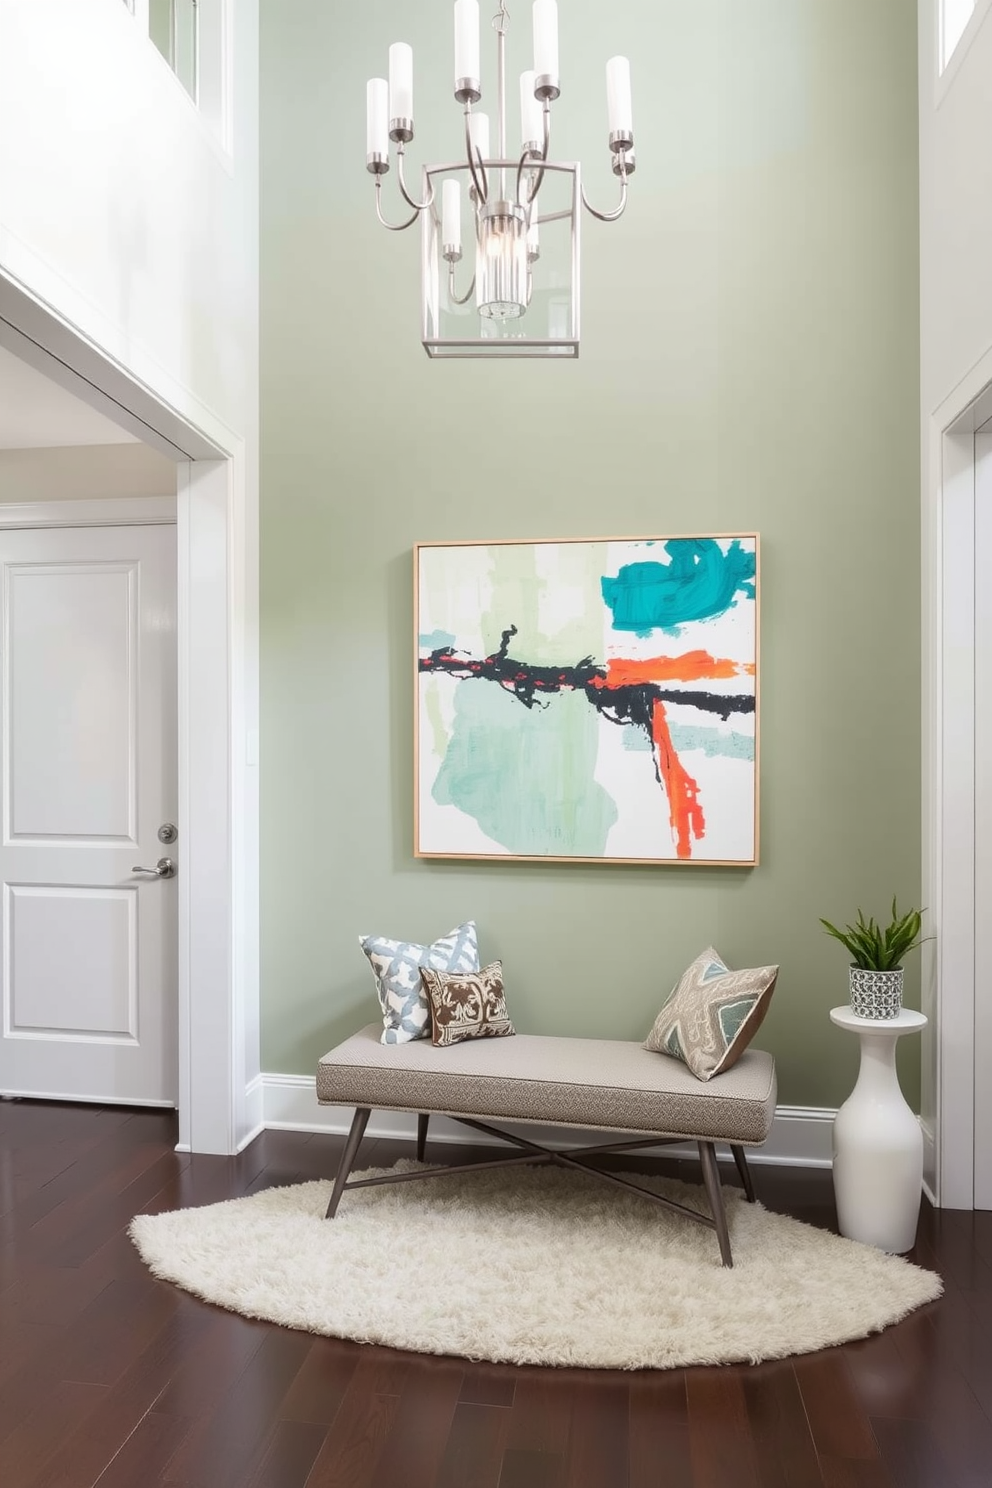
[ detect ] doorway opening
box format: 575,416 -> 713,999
0,286 -> 257,1157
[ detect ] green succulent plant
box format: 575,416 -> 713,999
819,898 -> 930,972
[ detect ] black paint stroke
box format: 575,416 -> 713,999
419,624 -> 755,726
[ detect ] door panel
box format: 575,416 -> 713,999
0,523 -> 177,1105
8,562 -> 135,839
7,885 -> 136,1039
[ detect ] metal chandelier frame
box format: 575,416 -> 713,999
366,2 -> 636,359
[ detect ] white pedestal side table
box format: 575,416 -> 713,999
829,1006 -> 928,1254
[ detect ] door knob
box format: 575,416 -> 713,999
132,858 -> 176,879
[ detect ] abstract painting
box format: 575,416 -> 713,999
415,535 -> 758,865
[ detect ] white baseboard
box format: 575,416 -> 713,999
260,1073 -> 837,1170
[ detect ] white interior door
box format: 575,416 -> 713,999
0,522 -> 177,1105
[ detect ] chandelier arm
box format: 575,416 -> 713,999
448,264 -> 477,306
463,108 -> 489,204
374,177 -> 420,231
518,102 -> 552,206
581,168 -> 629,224
516,151 -> 543,209
395,145 -> 436,213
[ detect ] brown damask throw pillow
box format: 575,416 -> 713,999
420,961 -> 516,1047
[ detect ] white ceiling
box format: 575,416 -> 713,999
0,344 -> 138,449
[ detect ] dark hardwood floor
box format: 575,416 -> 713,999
1,1101 -> 989,1488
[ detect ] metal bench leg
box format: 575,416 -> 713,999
416,1113 -> 429,1163
731,1143 -> 756,1202
325,1106 -> 371,1218
698,1140 -> 733,1267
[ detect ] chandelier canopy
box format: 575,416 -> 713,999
365,1 -> 635,359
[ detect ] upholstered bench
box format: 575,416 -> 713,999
316,1023 -> 777,1267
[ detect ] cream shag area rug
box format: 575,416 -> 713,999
129,1161 -> 942,1371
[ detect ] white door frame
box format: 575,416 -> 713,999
0,276 -> 259,1157
923,345 -> 992,1208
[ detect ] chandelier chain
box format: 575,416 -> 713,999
492,2 -> 509,37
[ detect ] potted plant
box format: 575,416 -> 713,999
819,899 -> 929,1019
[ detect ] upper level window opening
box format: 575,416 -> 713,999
940,0 -> 976,71
150,0 -> 200,102
123,0 -> 199,103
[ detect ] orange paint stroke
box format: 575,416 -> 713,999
650,698 -> 705,860
592,650 -> 746,687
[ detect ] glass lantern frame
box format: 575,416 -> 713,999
421,159 -> 581,360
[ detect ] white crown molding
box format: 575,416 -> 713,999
259,1073 -> 838,1170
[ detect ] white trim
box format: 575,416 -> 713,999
259,1074 -> 838,1170
197,0 -> 236,157
239,1072 -> 265,1153
974,431 -> 992,1207
0,271 -> 226,462
923,344 -> 992,1208
921,1119 -> 937,1206
0,497 -> 176,529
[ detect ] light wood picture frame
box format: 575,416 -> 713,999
415,534 -> 759,866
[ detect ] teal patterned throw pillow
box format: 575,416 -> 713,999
644,947 -> 778,1081
359,922 -> 480,1044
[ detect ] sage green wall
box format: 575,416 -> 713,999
260,1 -> 920,1109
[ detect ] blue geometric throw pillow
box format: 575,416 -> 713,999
643,946 -> 778,1080
359,921 -> 480,1044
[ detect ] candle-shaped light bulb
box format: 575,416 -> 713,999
520,70 -> 542,147
533,0 -> 559,82
366,77 -> 388,160
470,111 -> 490,162
454,0 -> 480,88
606,56 -> 632,137
442,179 -> 462,258
527,200 -> 540,261
389,42 -> 413,122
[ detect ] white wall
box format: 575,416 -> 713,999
0,0 -> 259,1150
0,0 -> 256,450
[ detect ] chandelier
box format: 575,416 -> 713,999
365,1 -> 635,358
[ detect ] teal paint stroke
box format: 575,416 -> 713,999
668,722 -> 755,762
622,728 -> 653,753
601,539 -> 755,638
420,629 -> 456,650
432,682 -> 617,856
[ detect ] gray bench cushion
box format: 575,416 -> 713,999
317,1023 -> 776,1146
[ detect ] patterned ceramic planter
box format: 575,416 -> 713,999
849,966 -> 904,1020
